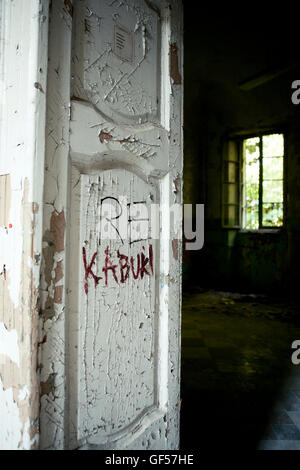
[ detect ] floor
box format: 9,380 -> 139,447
179,288 -> 300,451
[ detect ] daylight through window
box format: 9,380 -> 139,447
243,133 -> 284,229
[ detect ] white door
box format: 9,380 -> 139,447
39,0 -> 183,450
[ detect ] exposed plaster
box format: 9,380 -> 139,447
41,209 -> 65,320
40,0 -> 183,451
169,42 -> 181,85
0,0 -> 49,450
64,0 -> 73,18
40,373 -> 56,398
50,210 -> 66,253
0,180 -> 41,449
99,130 -> 113,143
172,239 -> 179,261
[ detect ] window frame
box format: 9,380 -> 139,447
221,139 -> 242,229
222,130 -> 286,231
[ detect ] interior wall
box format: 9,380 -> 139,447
183,5 -> 300,294
0,0 -> 48,450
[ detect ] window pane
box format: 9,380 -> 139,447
222,140 -> 240,227
263,156 -> 283,180
244,137 -> 260,230
244,137 -> 260,165
244,138 -> 259,181
245,202 -> 259,230
262,203 -> 283,227
262,133 -> 284,157
263,180 -> 283,203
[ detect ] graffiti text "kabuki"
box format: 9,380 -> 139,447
82,245 -> 154,294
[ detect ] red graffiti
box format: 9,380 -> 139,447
82,246 -> 102,294
117,251 -> 130,283
130,254 -> 140,280
82,245 -> 154,293
141,245 -> 154,278
102,246 -> 119,286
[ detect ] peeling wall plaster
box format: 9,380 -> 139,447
0,181 -> 41,449
0,0 -> 48,450
169,42 -> 181,85
39,0 -> 182,451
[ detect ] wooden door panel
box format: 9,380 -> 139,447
72,0 -> 162,125
68,165 -> 160,448
40,0 -> 183,450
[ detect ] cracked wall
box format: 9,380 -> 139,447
0,0 -> 48,450
40,0 -> 183,450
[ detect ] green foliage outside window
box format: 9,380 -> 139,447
244,134 -> 284,229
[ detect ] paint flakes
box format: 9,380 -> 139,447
40,373 -> 56,398
34,82 -> 44,92
169,43 -> 181,85
53,285 -> 63,304
64,0 -> 73,17
172,239 -> 179,261
99,130 -> 113,143
50,210 -> 65,252
0,265 -> 6,280
34,253 -> 41,265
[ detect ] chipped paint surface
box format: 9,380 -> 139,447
172,239 -> 179,261
169,42 -> 181,85
73,0 -> 161,126
68,170 -> 158,447
39,0 -> 72,450
40,0 -> 183,450
0,0 -> 49,450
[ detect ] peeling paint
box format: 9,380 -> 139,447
0,181 -> 41,449
41,210 -> 65,320
72,0 -> 161,126
99,130 -> 113,143
64,0 -> 73,18
54,260 -> 63,283
169,42 -> 181,85
40,373 -> 56,398
40,0 -> 183,451
172,175 -> 181,195
34,82 -> 44,92
0,265 -> 6,280
172,239 -> 179,261
50,210 -> 65,253
0,0 -> 49,450
34,253 -> 41,265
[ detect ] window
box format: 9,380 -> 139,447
222,132 -> 285,229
